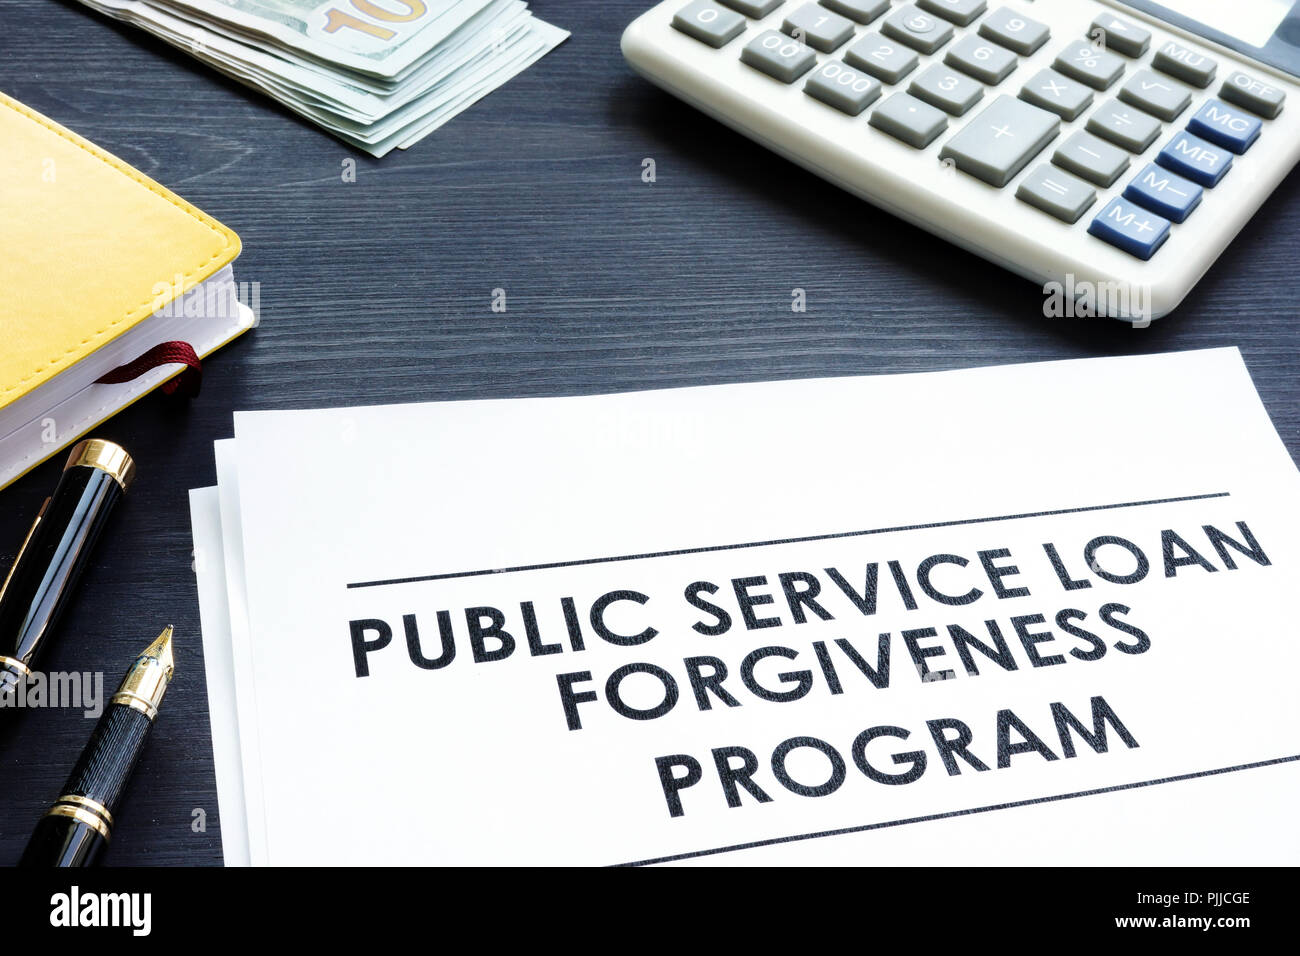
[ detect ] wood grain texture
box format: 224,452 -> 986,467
0,0 -> 1297,866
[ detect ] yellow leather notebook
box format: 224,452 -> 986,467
0,89 -> 254,490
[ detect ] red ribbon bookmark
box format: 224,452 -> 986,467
95,341 -> 202,398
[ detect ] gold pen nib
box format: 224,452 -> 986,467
110,626 -> 175,720
141,625 -> 175,681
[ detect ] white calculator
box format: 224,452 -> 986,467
622,0 -> 1300,319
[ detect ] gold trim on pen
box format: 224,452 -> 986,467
0,498 -> 49,605
45,804 -> 112,841
0,655 -> 32,678
54,794 -> 114,829
65,439 -> 135,492
110,690 -> 159,720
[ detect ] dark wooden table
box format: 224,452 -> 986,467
1,0 -> 1297,865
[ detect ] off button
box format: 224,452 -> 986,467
1220,71 -> 1286,119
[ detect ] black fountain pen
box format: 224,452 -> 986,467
0,439 -> 135,708
20,627 -> 175,867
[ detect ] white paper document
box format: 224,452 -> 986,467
191,348 -> 1300,865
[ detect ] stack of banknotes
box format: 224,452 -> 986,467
77,0 -> 568,156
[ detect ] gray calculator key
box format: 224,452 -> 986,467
1220,71 -> 1286,119
844,33 -> 920,83
1089,14 -> 1150,57
978,7 -> 1049,56
1018,69 -> 1093,120
1087,99 -> 1161,152
917,0 -> 987,26
1054,42 -> 1125,90
673,1 -> 748,47
783,3 -> 857,52
742,30 -> 818,83
910,63 -> 984,115
1017,164 -> 1097,223
938,94 -> 1059,186
881,5 -> 955,54
945,35 -> 1017,85
1117,69 -> 1191,121
716,0 -> 783,16
870,92 -> 949,147
822,0 -> 890,23
805,59 -> 883,114
1152,41 -> 1217,88
1053,130 -> 1130,186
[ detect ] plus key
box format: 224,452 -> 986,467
939,94 -> 1060,187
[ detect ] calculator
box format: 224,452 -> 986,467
622,0 -> 1300,320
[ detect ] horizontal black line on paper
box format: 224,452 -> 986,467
615,752 -> 1300,867
345,491 -> 1232,590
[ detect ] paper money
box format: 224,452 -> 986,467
74,0 -> 568,156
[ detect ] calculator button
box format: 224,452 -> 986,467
916,0 -> 987,27
1018,69 -> 1093,120
1016,164 -> 1096,223
805,59 -> 883,114
1152,41 -> 1217,88
845,33 -> 920,83
909,64 -> 984,115
672,1 -> 748,47
716,0 -> 783,16
1089,14 -> 1150,58
1123,163 -> 1203,223
1088,198 -> 1171,259
1053,131 -> 1130,186
881,5 -> 955,54
1187,100 -> 1263,154
1086,100 -> 1161,153
1053,43 -> 1125,91
822,0 -> 889,23
978,8 -> 1049,56
869,92 -> 949,147
1220,71 -> 1286,119
783,3 -> 856,52
938,95 -> 1059,187
1117,70 -> 1191,123
945,35 -> 1016,85
742,30 -> 818,83
1155,130 -> 1232,186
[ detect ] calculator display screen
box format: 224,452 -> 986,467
1162,0 -> 1291,47
1121,0 -> 1300,77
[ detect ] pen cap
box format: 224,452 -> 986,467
0,439 -> 134,692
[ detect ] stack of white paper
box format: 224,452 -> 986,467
190,348 -> 1300,866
